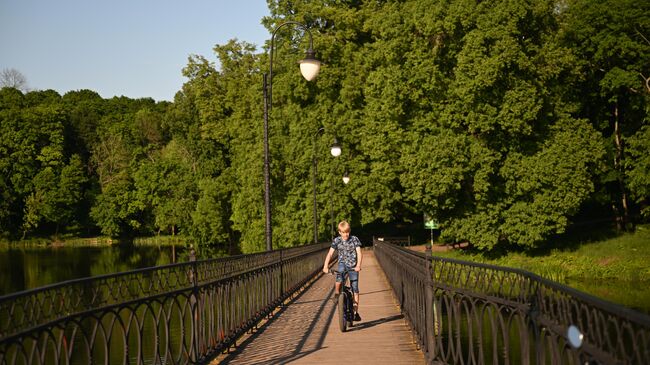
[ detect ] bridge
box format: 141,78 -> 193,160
1,240 -> 649,364
212,248 -> 423,364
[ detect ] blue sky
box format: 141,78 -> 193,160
0,0 -> 270,101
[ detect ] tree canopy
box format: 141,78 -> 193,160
1,0 -> 647,253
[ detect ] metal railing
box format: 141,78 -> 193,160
0,242 -> 330,364
374,239 -> 650,364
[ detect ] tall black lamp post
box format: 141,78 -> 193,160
263,22 -> 321,251
312,128 -> 342,244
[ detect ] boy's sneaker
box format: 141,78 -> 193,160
354,312 -> 362,321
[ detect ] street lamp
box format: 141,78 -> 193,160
312,127 -> 342,244
330,137 -> 342,157
342,170 -> 350,184
263,21 -> 321,251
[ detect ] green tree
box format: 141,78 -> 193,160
55,155 -> 88,230
267,0 -> 605,250
62,89 -> 105,159
626,125 -> 650,218
90,179 -> 140,237
175,42 -> 264,252
397,0 -> 605,249
0,88 -> 25,236
4,0 -> 643,254
89,104 -> 161,237
22,155 -> 87,237
133,140 -> 197,236
0,90 -> 83,238
561,0 -> 650,229
190,177 -> 233,248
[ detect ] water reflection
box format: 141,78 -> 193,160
0,244 -> 182,296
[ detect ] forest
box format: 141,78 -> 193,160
1,0 -> 648,254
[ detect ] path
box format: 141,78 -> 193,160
212,249 -> 424,364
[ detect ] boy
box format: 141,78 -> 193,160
322,220 -> 363,321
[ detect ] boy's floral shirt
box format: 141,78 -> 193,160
331,235 -> 361,267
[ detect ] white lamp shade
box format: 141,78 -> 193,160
330,145 -> 342,157
342,175 -> 350,184
299,59 -> 321,81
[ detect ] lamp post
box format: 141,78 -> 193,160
263,22 -> 321,251
312,128 -> 342,244
330,177 -> 335,240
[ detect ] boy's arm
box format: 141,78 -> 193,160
322,247 -> 335,273
355,246 -> 363,271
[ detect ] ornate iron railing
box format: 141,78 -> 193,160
374,239 -> 650,365
0,242 -> 330,364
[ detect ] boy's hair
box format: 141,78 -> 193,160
338,220 -> 351,233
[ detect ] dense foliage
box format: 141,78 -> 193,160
1,0 -> 648,253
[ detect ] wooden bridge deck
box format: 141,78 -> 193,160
212,249 -> 425,364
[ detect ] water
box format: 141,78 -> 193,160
2,245 -> 648,316
0,244 -> 182,296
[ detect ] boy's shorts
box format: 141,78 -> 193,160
336,262 -> 359,293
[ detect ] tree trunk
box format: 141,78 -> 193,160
613,102 -> 630,231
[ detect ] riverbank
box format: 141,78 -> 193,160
408,225 -> 650,314
420,224 -> 650,283
0,235 -> 186,249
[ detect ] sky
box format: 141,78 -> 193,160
0,0 -> 271,101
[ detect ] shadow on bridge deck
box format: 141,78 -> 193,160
212,249 -> 424,364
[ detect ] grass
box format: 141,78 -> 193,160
0,236 -> 117,250
0,235 -> 187,250
428,225 -> 650,313
430,224 -> 650,283
132,236 -> 186,246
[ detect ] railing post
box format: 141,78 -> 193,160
424,254 -> 436,363
264,253 -> 271,318
529,282 -> 543,365
189,245 -> 201,362
280,249 -> 284,301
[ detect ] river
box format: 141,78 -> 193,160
1,245 -> 649,316
0,244 -> 182,296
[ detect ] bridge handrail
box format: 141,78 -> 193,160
0,242 -> 331,364
374,240 -> 650,364
0,242 -> 329,344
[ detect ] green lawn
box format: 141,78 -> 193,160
429,225 -> 650,313
431,224 -> 650,283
